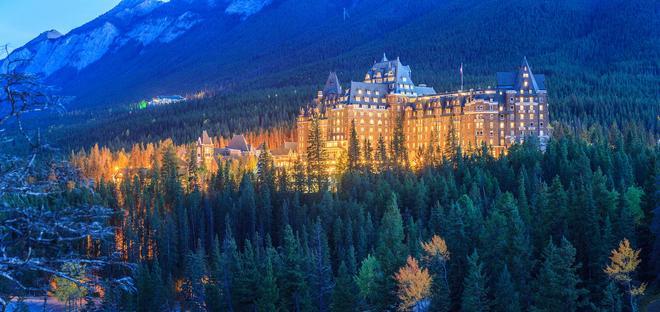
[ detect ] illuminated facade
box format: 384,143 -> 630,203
294,55 -> 550,166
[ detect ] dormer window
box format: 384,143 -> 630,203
523,73 -> 529,78
402,77 -> 408,82
524,81 -> 528,87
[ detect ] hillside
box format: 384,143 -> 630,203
3,0 -> 658,149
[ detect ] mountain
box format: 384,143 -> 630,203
2,0 -> 658,149
1,0 -> 266,78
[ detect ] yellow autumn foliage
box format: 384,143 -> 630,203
604,238 -> 646,296
394,256 -> 432,311
421,235 -> 450,262
604,238 -> 641,283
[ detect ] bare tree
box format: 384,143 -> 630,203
0,45 -> 134,312
0,44 -> 64,147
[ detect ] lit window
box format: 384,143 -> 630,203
524,81 -> 528,87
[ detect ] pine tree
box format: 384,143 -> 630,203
219,222 -> 238,311
135,264 -> 153,312
355,254 -> 385,311
311,219 -> 333,312
376,135 -> 388,170
532,238 -> 585,312
376,193 -> 406,275
492,265 -> 520,312
238,173 -> 257,241
348,119 -> 361,171
256,254 -> 280,312
307,117 -> 328,192
363,138 -> 373,172
257,143 -> 276,190
444,121 -> 459,162
183,244 -> 208,312
391,113 -> 408,168
601,281 -> 623,312
331,262 -> 358,312
461,250 -> 488,312
281,225 -> 313,312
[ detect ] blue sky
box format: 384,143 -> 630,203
0,0 -> 121,53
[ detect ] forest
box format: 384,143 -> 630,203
43,120 -> 657,311
0,0 -> 658,310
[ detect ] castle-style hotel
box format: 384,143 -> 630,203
199,55 -> 550,169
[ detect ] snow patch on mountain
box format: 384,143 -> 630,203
3,22 -> 120,76
123,17 -> 172,46
118,11 -> 201,46
225,0 -> 272,17
111,0 -> 165,21
45,30 -> 63,39
161,12 -> 202,43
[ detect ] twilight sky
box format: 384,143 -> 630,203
0,0 -> 121,53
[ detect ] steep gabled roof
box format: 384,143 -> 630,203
323,72 -> 342,96
227,134 -> 250,151
496,57 -> 545,92
200,130 -> 213,145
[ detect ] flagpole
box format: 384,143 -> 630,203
460,63 -> 464,91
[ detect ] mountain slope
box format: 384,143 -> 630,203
2,0 -> 658,149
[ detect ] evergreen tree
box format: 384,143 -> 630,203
256,253 -> 280,312
281,225 -> 313,312
492,265 -> 520,312
257,143 -> 276,190
363,138 -> 373,172
600,281 -> 622,312
444,121 -> 459,162
391,113 -> 408,168
331,262 -> 358,312
532,238 -> 585,312
348,119 -> 361,171
310,219 -> 333,312
376,135 -> 388,169
376,193 -> 406,275
355,255 -> 385,311
183,244 -> 208,311
461,250 -> 489,312
307,117 -> 328,192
